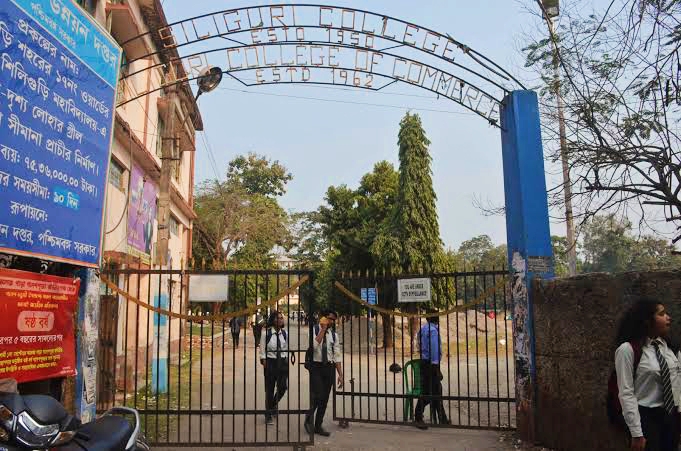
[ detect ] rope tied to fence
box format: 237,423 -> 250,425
334,277 -> 507,319
99,274 -> 310,321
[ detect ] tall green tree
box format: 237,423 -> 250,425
372,113 -> 444,274
372,112 -> 445,347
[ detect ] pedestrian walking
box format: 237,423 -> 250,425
613,298 -> 681,451
251,312 -> 264,348
260,310 -> 289,425
305,309 -> 343,437
229,316 -> 242,349
414,313 -> 448,429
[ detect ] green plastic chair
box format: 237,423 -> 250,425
402,359 -> 422,421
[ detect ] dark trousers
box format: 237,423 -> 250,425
415,361 -> 447,423
253,325 -> 263,345
638,406 -> 681,451
306,362 -> 335,429
231,331 -> 240,347
264,358 -> 288,417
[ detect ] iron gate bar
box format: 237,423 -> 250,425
332,269 -> 513,431
335,418 -> 513,432
98,267 -> 315,448
333,392 -> 515,403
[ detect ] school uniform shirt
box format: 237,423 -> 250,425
311,328 -> 342,364
615,337 -> 681,437
259,329 -> 288,360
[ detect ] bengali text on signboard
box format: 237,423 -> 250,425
0,0 -> 121,267
0,268 -> 79,383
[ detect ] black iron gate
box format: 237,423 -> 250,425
97,264 -> 314,448
332,269 -> 514,430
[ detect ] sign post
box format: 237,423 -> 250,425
361,287 -> 378,354
397,278 -> 431,304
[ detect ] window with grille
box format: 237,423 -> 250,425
169,215 -> 180,236
108,159 -> 126,192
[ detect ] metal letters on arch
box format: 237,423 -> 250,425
119,4 -> 526,127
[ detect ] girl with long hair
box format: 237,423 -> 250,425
615,298 -> 681,451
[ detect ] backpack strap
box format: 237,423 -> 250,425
265,327 -> 272,348
630,340 -> 643,376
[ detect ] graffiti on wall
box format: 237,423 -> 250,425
511,251 -> 531,414
75,268 -> 100,423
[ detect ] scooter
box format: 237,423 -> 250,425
0,392 -> 149,450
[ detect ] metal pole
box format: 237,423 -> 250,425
546,14 -> 577,276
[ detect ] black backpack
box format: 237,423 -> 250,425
304,325 -> 336,370
606,341 -> 643,428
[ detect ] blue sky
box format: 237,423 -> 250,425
162,0 -> 566,250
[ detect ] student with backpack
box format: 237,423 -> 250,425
260,310 -> 289,425
304,309 -> 343,437
611,298 -> 681,451
229,316 -> 242,349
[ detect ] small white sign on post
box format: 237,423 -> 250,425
188,275 -> 229,303
397,278 -> 432,303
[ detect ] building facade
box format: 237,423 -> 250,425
75,0 -> 202,392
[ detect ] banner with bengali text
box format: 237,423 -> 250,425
0,268 -> 79,383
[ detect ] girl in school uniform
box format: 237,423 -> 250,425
615,298 -> 681,451
260,310 -> 289,425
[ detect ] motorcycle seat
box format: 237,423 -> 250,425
22,395 -> 68,425
73,415 -> 134,451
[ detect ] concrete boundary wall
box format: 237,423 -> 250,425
532,270 -> 681,450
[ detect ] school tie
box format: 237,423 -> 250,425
321,333 -> 328,364
653,340 -> 676,414
275,331 -> 281,360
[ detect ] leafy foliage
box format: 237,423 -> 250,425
192,153 -> 291,268
371,113 -> 444,274
523,0 -> 681,243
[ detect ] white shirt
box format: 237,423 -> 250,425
311,328 -> 342,364
259,328 -> 288,360
615,338 -> 681,437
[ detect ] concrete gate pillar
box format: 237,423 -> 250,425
500,90 -> 555,441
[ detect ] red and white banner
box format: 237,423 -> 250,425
0,269 -> 80,383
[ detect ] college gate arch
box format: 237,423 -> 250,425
111,3 -> 553,446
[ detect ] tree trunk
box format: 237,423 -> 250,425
409,317 -> 420,353
381,313 -> 393,349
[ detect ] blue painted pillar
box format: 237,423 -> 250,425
500,90 -> 554,440
152,275 -> 169,394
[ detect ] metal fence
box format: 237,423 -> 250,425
332,269 -> 515,430
97,265 -> 314,448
